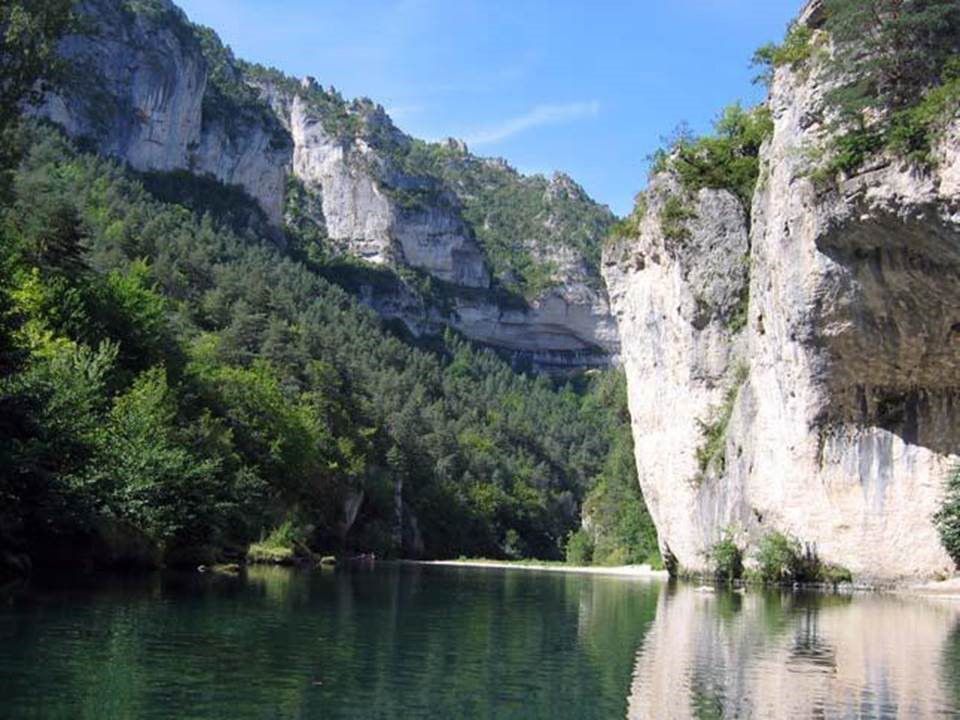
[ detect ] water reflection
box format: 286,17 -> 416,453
628,585 -> 960,719
1,568 -> 959,719
0,566 -> 663,720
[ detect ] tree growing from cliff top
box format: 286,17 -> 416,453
756,0 -> 960,173
649,104 -> 773,212
823,0 -> 960,118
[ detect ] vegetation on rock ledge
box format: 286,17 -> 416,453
650,104 -> 773,213
935,467 -> 960,565
755,0 -> 960,178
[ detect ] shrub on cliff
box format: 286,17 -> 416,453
564,529 -> 593,565
823,0 -> 960,119
752,531 -> 805,583
934,467 -> 960,565
758,0 -> 960,175
752,23 -> 816,86
708,530 -> 743,582
650,104 -> 773,212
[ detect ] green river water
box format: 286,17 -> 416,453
1,564 -> 959,719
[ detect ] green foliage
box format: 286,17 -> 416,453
660,194 -> 696,245
885,65 -> 960,164
0,0 -> 73,198
81,367 -> 224,551
750,531 -> 854,586
812,1 -> 960,176
190,27 -> 290,148
753,531 -> 803,583
824,0 -> 960,118
248,520 -> 308,564
695,365 -> 748,479
813,126 -> 885,180
819,563 -> 853,585
564,528 -> 594,565
244,63 -> 363,139
708,529 -> 743,582
935,467 -> 960,565
0,125 -> 644,568
726,281 -> 750,333
140,170 -> 272,237
651,104 -> 773,211
752,24 -> 815,86
575,372 -> 661,567
0,0 -> 73,132
607,193 -> 647,245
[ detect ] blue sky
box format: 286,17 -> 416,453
176,0 -> 801,216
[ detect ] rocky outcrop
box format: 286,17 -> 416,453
287,87 -> 490,288
35,0 -> 618,365
36,0 -> 289,224
603,176 -> 752,570
604,12 -> 960,579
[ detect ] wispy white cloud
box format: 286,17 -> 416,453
465,101 -> 600,146
384,104 -> 424,121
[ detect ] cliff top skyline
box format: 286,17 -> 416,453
175,0 -> 800,216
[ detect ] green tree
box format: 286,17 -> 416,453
753,531 -> 803,583
1,339 -> 116,543
81,366 -> 221,552
935,467 -> 960,565
0,0 -> 74,195
651,104 -> 773,211
824,0 -> 960,117
708,530 -> 743,582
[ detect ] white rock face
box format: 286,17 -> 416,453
194,119 -> 288,227
37,0 -> 205,171
289,95 -> 393,263
604,28 -> 960,580
603,176 -> 752,569
36,0 -> 289,225
37,0 -> 618,363
453,285 -> 620,356
288,92 -> 490,287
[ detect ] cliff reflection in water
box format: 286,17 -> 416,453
628,584 -> 960,719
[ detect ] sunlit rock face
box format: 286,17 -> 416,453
36,0 -> 290,225
602,175 -> 752,571
34,0 -> 619,366
287,90 -> 491,288
603,8 -> 959,579
627,586 -> 960,719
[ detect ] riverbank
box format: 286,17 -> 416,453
410,560 -> 960,599
410,559 -> 670,579
900,577 -> 960,601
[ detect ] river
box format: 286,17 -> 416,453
1,565 -> 958,719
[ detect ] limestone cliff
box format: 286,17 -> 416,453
34,0 -> 618,366
603,6 -> 960,580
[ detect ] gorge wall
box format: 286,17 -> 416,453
36,0 -> 619,369
603,5 -> 960,581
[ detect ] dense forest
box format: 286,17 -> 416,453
0,1 -> 659,577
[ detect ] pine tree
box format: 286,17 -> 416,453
824,0 -> 960,118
